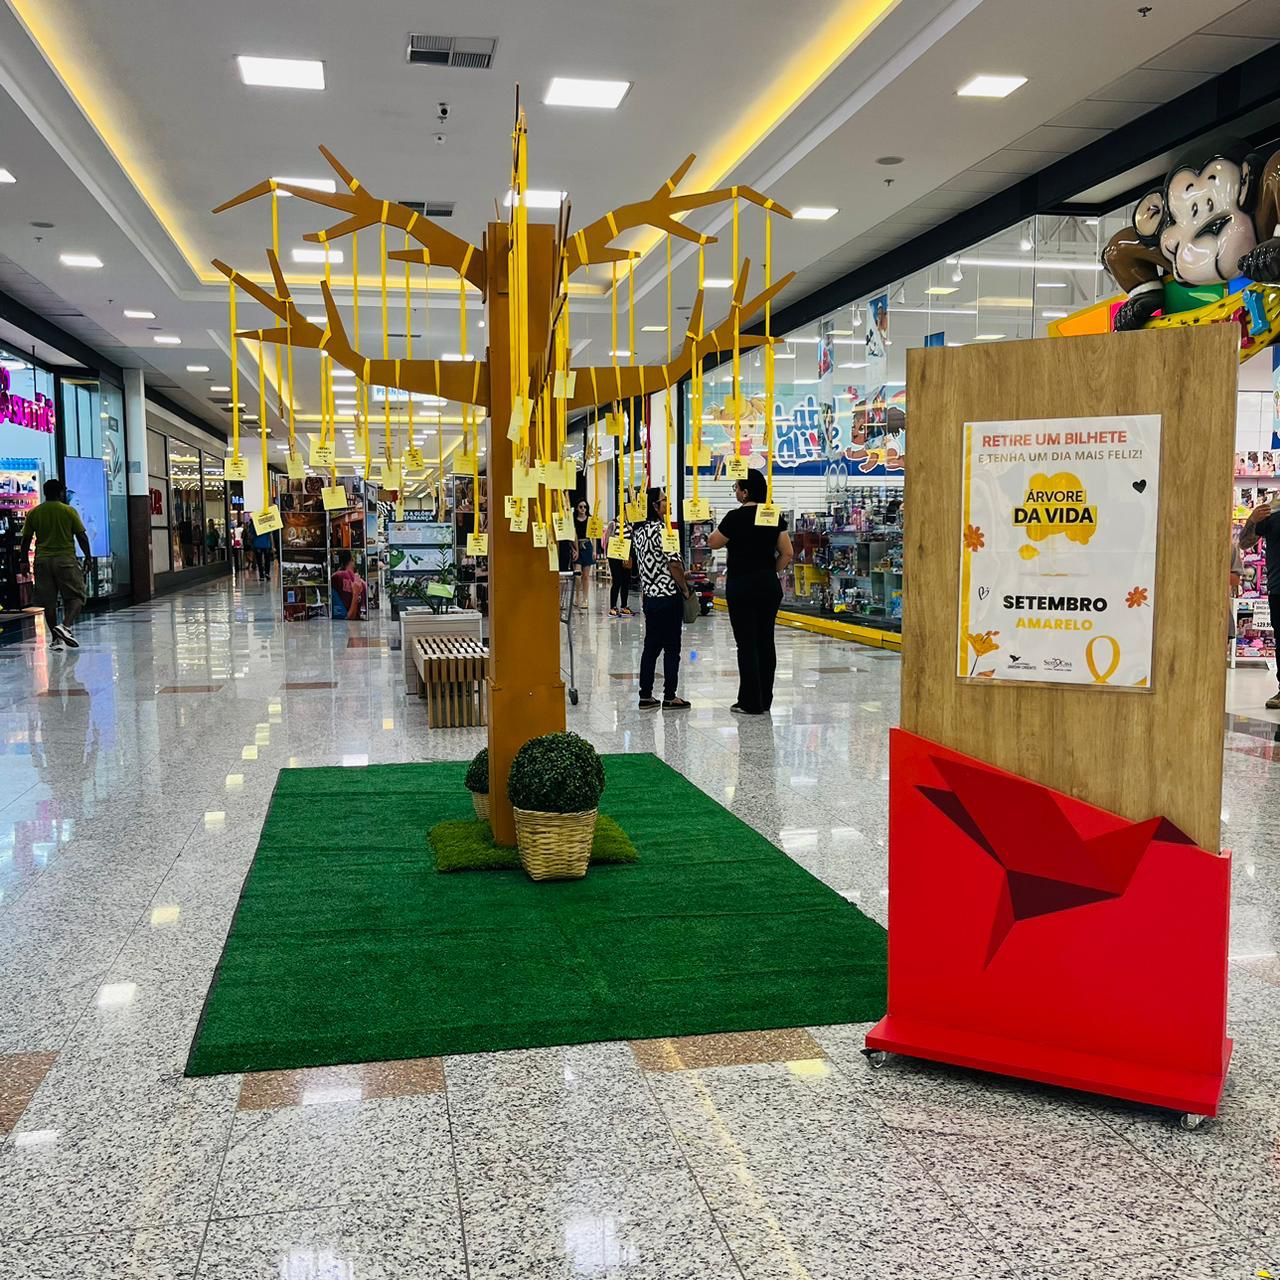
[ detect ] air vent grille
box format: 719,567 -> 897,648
406,34 -> 496,69
398,199 -> 455,218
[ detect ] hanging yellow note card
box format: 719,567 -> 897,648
253,505 -> 282,535
395,498 -> 405,520
586,515 -> 604,539
453,452 -> 476,474
367,461 -> 385,486
683,497 -> 710,522
534,461 -> 549,484
546,537 -> 560,571
310,440 -> 336,468
532,523 -> 548,548
607,534 -> 632,562
726,456 -> 749,481
510,508 -> 528,533
285,455 -> 305,481
755,503 -> 781,527
322,485 -> 348,512
561,457 -> 578,483
466,533 -> 489,558
403,446 -> 425,470
606,412 -> 626,438
661,528 -> 680,554
695,446 -> 713,467
384,463 -> 403,490
552,511 -> 573,542
507,396 -> 531,441
552,370 -> 577,399
503,495 -> 518,519
513,466 -> 539,499
225,456 -> 249,482
627,499 -> 647,524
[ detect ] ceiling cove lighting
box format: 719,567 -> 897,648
210,385 -> 231,392
641,325 -> 667,333
273,176 -> 337,195
236,56 -> 326,91
957,74 -> 1026,99
951,256 -> 1102,273
793,206 -> 838,221
123,308 -> 155,319
925,286 -> 958,296
441,352 -> 475,362
608,350 -> 630,358
292,247 -> 343,264
153,335 -> 182,345
544,77 -> 631,109
503,189 -> 566,210
701,277 -> 733,289
186,365 -> 210,373
59,253 -> 103,268
0,169 -> 15,184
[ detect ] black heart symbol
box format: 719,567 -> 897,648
1132,479 -> 1147,494
977,586 -> 990,600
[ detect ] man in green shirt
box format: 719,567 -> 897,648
20,479 -> 91,650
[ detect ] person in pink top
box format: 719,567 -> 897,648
331,550 -> 367,620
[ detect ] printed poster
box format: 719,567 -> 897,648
957,414 -> 1161,689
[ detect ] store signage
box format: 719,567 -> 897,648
0,368 -> 56,434
957,414 -> 1161,689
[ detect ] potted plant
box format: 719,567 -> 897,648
507,731 -> 605,881
465,746 -> 490,823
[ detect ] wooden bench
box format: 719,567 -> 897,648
414,636 -> 489,727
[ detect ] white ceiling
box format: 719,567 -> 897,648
0,0 -> 1276,442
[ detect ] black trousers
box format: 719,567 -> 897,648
727,576 -> 782,713
639,595 -> 683,699
1272,593 -> 1280,688
609,559 -> 630,610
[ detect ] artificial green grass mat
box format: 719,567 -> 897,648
185,754 -> 887,1075
429,814 -> 637,871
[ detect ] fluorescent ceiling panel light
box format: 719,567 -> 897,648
330,367 -> 356,377
273,176 -> 337,195
609,350 -> 630,358
441,353 -> 474,361
793,206 -> 838,221
304,314 -> 325,324
925,286 -> 958,296
123,308 -> 155,319
955,256 -> 1101,272
1041,309 -> 1068,319
0,168 -> 14,184
641,325 -> 667,333
292,247 -> 343,264
237,55 -> 325,91
957,73 -> 1026,99
153,335 -> 182,345
772,352 -> 796,360
701,278 -> 733,288
975,333 -> 1005,341
1035,281 -> 1067,289
544,76 -> 630,109
59,253 -> 103,268
975,295 -> 1034,308
503,189 -> 565,210
186,365 -> 210,373
209,385 -> 230,392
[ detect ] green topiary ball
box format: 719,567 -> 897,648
507,731 -> 605,814
464,747 -> 489,794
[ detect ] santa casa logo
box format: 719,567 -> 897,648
1043,656 -> 1073,672
1013,471 -> 1097,546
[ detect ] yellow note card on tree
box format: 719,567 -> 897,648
546,537 -> 560,571
466,533 -> 489,558
252,505 -> 282,535
321,485 -> 348,512
683,497 -> 710,522
285,455 -> 304,481
661,528 -> 680,554
507,397 -> 531,441
403,447 -> 425,470
585,515 -> 604,539
755,503 -> 781,527
626,499 -> 647,523
534,461 -> 549,484
225,456 -> 249,482
453,452 -> 476,475
503,495 -> 518,519
726,456 -> 749,481
695,446 -> 712,467
384,463 -> 403,490
607,534 -> 631,562
607,412 -> 626,438
310,441 -> 336,468
513,466 -> 538,499
510,509 -> 528,533
552,512 -> 573,541
553,370 -> 577,399
532,523 -> 548,548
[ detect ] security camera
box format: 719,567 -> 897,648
436,102 -> 450,122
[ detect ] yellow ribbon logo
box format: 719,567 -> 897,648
1085,635 -> 1120,684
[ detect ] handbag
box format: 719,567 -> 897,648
681,589 -> 700,624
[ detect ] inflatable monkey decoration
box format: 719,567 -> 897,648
1102,137 -> 1280,331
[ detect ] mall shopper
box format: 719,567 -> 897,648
20,478 -> 91,651
231,520 -> 244,574
574,498 -> 594,610
709,468 -> 793,715
1240,499 -> 1280,709
254,520 -> 276,581
632,488 -> 692,710
607,512 -> 633,617
206,519 -> 220,559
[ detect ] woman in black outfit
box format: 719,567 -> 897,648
709,468 -> 793,715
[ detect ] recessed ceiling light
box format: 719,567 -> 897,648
875,156 -> 905,167
154,335 -> 182,345
609,350 -> 630,358
641,325 -> 667,333
59,253 -> 103,269
925,286 -> 959,296
1035,281 -> 1067,289
0,169 -> 15,184
304,314 -> 326,324
236,55 -> 326,91
503,189 -> 565,210
292,247 -> 343,264
957,74 -> 1027,99
273,176 -> 337,195
335,399 -> 358,406
793,207 -> 838,221
330,367 -> 356,378
975,333 -> 1005,341
441,353 -> 474,362
210,385 -> 231,392
772,352 -> 796,360
123,308 -> 156,319
701,278 -> 732,289
186,365 -> 210,373
544,77 -> 631,109
1041,309 -> 1068,319
477,320 -> 485,329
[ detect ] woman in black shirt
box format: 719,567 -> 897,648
709,468 -> 793,714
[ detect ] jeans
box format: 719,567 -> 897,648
727,574 -> 783,712
609,559 -> 630,610
34,556 -> 87,632
639,594 -> 683,700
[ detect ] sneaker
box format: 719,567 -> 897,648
1267,692 -> 1280,710
609,608 -> 620,617
730,703 -> 761,715
638,696 -> 660,710
620,607 -> 635,617
50,638 -> 64,652
52,624 -> 79,649
662,697 -> 691,710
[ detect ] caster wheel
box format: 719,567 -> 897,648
1178,1112 -> 1204,1131
569,690 -> 579,706
862,1049 -> 888,1069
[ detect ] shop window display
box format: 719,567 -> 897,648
168,445 -> 204,569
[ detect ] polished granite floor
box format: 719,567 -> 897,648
0,571 -> 1277,1277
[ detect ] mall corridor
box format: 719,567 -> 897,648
0,579 -> 1274,1276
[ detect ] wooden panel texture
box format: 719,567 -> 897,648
901,327 -> 1237,851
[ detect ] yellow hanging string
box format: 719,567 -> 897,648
666,233 -> 674,530
352,232 -> 367,473
732,193 -> 741,469
691,245 -> 705,510
764,210 -> 775,505
404,233 -> 415,462
380,223 -> 392,464
322,252 -> 333,448
229,280 -> 241,462
610,261 -> 621,402
270,190 -> 285,425
459,276 -> 479,538
256,340 -> 269,511
437,412 -> 444,516
629,259 -> 642,491
591,405 -> 599,524
513,115 -> 530,457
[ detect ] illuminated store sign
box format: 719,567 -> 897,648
0,368 -> 56,434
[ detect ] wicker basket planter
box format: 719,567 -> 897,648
513,807 -> 597,881
472,791 -> 490,824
